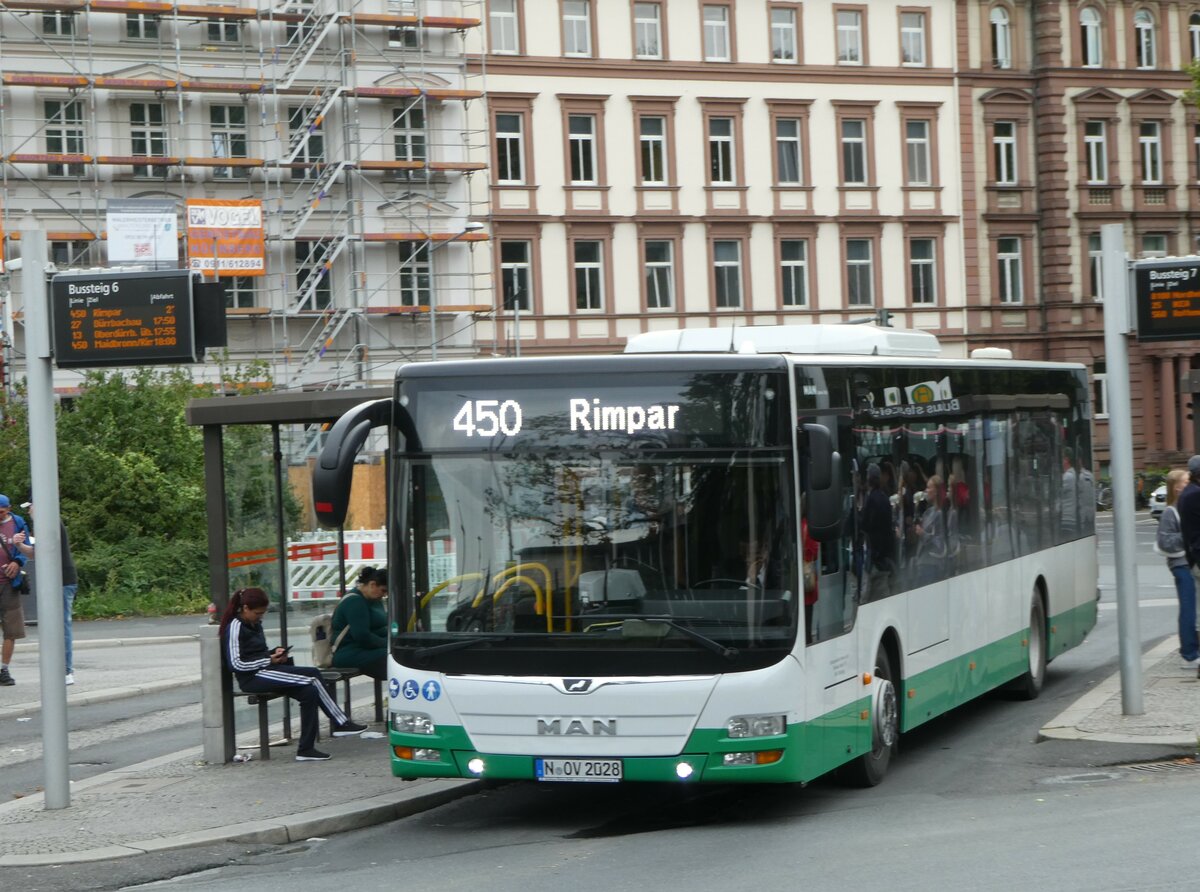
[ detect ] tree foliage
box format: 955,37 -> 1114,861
0,360 -> 292,616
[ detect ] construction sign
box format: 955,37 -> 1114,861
185,198 -> 265,277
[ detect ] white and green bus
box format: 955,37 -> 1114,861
313,324 -> 1097,786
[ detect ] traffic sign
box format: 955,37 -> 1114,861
50,269 -> 197,367
1133,258 -> 1200,342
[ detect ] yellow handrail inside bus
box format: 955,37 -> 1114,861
406,572 -> 483,632
488,574 -> 547,630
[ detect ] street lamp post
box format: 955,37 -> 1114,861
428,221 -> 484,361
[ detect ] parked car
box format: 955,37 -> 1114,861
1150,483 -> 1168,518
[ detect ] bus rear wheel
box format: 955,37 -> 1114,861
845,646 -> 898,787
1012,591 -> 1047,700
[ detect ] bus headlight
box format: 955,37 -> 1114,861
726,714 -> 786,738
392,711 -> 435,734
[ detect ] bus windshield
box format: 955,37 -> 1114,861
394,366 -> 799,670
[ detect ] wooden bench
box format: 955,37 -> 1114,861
231,689 -> 286,760
319,667 -> 385,734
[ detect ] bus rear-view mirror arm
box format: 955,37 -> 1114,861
313,398 -> 392,528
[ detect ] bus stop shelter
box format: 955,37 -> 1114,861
185,386 -> 389,761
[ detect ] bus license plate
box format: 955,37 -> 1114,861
535,758 -> 622,782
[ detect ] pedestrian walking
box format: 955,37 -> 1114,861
14,500 -> 79,685
1175,456 -> 1200,675
1156,469 -> 1199,669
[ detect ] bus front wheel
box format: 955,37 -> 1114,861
1013,591 -> 1047,700
845,646 -> 898,787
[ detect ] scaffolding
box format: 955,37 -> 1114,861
0,0 -> 491,397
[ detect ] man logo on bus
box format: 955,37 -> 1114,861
563,678 -> 593,693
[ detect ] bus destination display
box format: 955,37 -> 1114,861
1134,259 -> 1200,342
51,270 -> 197,368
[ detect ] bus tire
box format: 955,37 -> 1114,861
1013,590 -> 1047,700
845,646 -> 898,787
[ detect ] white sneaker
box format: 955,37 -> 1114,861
65,672 -> 74,686
1181,658 -> 1199,670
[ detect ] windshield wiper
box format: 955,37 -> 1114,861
407,635 -> 516,663
584,613 -> 739,659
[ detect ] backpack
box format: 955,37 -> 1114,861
310,612 -> 350,669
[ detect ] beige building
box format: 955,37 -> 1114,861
469,0 -> 969,357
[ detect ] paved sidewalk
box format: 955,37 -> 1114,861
1,617 -> 1197,867
1040,634 -> 1200,748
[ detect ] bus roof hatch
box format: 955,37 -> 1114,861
623,324 -> 941,358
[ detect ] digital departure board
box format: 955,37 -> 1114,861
50,270 -> 197,368
1134,259 -> 1200,342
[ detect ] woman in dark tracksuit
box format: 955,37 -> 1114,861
219,587 -> 365,761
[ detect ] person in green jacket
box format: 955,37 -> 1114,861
331,566 -> 388,680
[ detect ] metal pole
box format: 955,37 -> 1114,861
513,287 -> 521,357
1100,222 -> 1143,715
20,223 -> 70,807
272,424 -> 292,739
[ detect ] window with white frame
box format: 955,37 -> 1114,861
563,0 -> 592,57
837,9 -> 863,63
703,5 -> 731,61
490,0 -> 519,54
1134,9 -> 1155,68
993,121 -> 1017,184
771,7 -> 797,63
45,99 -> 85,177
644,240 -> 675,308
289,106 -> 325,180
208,12 -> 240,43
780,239 -> 808,307
1087,233 -> 1103,302
50,239 -> 92,268
997,237 -> 1022,304
990,6 -> 1011,68
1093,366 -> 1108,419
224,276 -> 257,309
295,241 -> 333,309
398,241 -> 432,307
210,105 -> 248,179
1191,12 -> 1200,61
1195,124 -> 1200,182
776,118 -> 802,184
841,118 -> 867,185
131,102 -> 168,178
387,0 -> 419,48
126,13 -> 158,39
573,240 -> 604,310
640,116 -> 667,184
1080,7 -> 1101,66
708,117 -> 735,184
1141,233 -> 1168,257
1084,120 -> 1106,184
900,11 -> 926,66
1139,121 -> 1162,184
568,114 -> 597,184
393,104 -> 427,163
713,240 -> 742,307
910,238 -> 936,305
634,3 -> 662,59
501,240 -> 532,311
42,11 -> 74,35
905,120 -> 930,186
495,113 -> 524,184
846,238 -> 873,306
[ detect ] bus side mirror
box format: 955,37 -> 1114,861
802,423 -> 843,541
313,398 -> 391,528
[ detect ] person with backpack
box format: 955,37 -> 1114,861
0,495 -> 31,687
330,566 -> 388,680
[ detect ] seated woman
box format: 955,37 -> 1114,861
220,587 -> 364,762
331,567 -> 388,681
